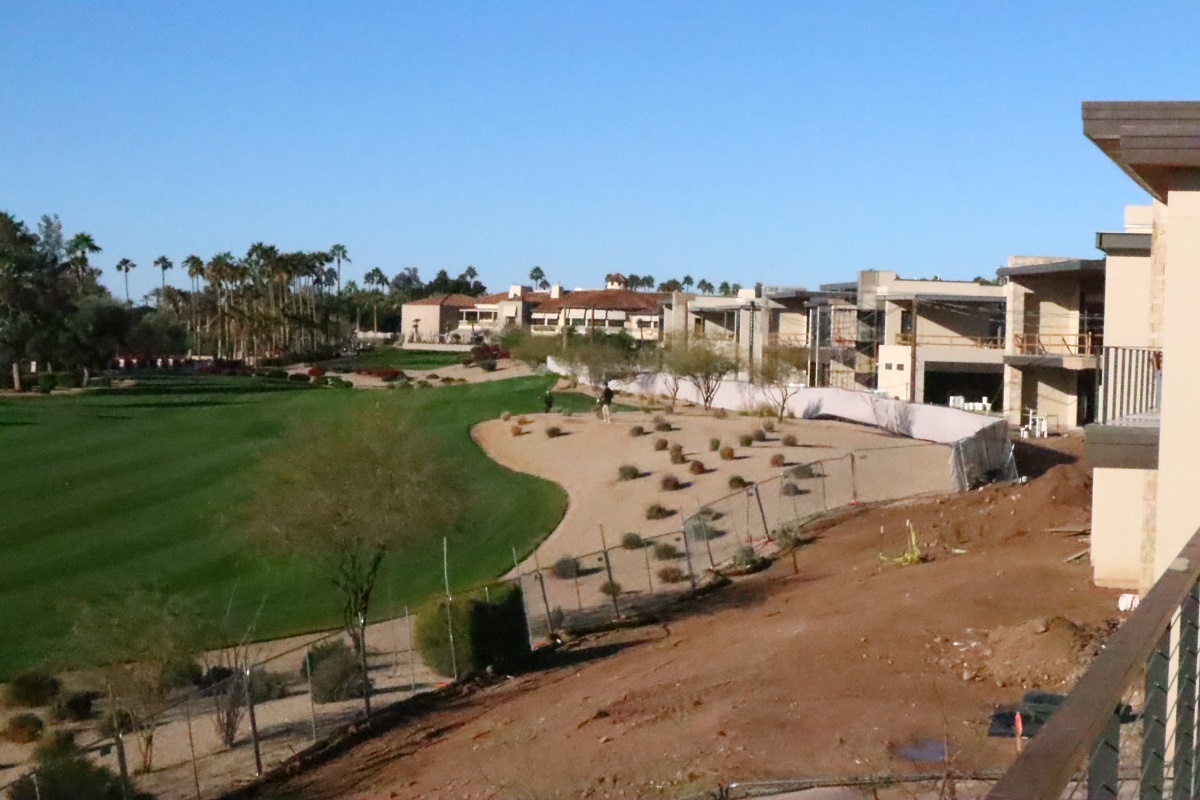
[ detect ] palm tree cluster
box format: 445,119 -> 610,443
626,274 -> 740,296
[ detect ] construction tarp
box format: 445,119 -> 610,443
547,357 -> 1013,491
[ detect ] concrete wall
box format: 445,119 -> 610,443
1092,467 -> 1158,590
1104,253 -> 1153,348
877,343 -> 912,400
1034,367 -> 1079,432
401,304 -> 458,342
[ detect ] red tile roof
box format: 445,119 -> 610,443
405,293 -> 479,307
535,288 -> 664,314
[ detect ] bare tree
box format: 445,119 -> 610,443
245,402 -> 459,655
752,345 -> 809,418
68,589 -> 200,773
676,341 -> 735,410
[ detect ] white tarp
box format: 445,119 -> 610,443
548,356 -> 1013,491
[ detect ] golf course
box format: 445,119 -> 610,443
0,372 -> 584,678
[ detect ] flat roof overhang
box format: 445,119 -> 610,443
1004,354 -> 1098,371
884,293 -> 1005,303
1085,423 -> 1160,470
997,259 -> 1105,278
1083,101 -> 1200,202
1095,232 -> 1152,257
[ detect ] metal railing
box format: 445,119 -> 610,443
987,526 -> 1200,800
895,332 -> 1005,349
1099,345 -> 1162,425
1013,331 -> 1102,357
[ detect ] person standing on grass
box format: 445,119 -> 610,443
544,388 -> 554,414
599,383 -> 615,423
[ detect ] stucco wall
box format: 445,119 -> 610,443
876,343 -> 912,400
1103,253 -> 1153,348
1092,467 -> 1157,591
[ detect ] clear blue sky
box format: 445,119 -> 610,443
3,2 -> 1197,301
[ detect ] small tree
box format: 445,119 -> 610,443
67,589 -> 200,773
675,341 -> 735,410
245,402 -> 459,659
752,345 -> 808,419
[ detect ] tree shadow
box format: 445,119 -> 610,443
535,639 -> 655,670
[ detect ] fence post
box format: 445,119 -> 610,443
1177,582 -> 1200,800
359,613 -> 372,720
752,485 -> 770,541
514,547 -> 537,645
533,550 -> 556,634
304,651 -> 318,741
1144,628 -> 1170,800
406,605 -> 416,692
681,531 -> 697,592
442,537 -> 459,682
1086,704 -> 1120,800
243,665 -> 263,777
106,682 -> 130,797
599,527 -> 619,616
185,697 -> 201,800
644,543 -> 654,594
849,452 -> 858,503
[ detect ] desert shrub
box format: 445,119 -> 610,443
686,516 -> 721,541
35,373 -> 57,394
728,475 -> 749,489
478,359 -> 498,372
3,713 -> 44,743
654,542 -> 681,560
500,411 -> 512,421
440,376 -> 455,384
561,408 -> 574,417
460,354 -> 474,366
9,731 -> 154,800
266,368 -> 288,379
659,474 -> 682,491
712,408 -> 727,419
669,443 -> 686,464
789,463 -> 820,479
733,544 -> 761,569
310,647 -> 368,704
516,416 -> 532,425
617,464 -> 641,481
199,665 -> 236,692
654,420 -> 672,432
288,372 -> 310,383
248,669 -> 289,703
307,366 -> 325,378
300,640 -> 349,679
56,372 -> 82,389
90,375 -> 112,387
545,425 -> 564,438
651,414 -> 666,426
762,419 -> 776,433
416,380 -> 431,388
552,556 -> 581,579
599,580 -> 622,598
719,446 -> 735,461
629,425 -> 645,437
770,453 -> 786,468
752,429 -> 767,442
709,438 -> 721,451
657,566 -> 687,583
653,438 -> 669,451
427,373 -> 440,380
415,584 -> 529,678
621,532 -> 645,549
510,424 -> 523,437
50,691 -> 96,723
161,659 -> 203,690
646,503 -> 674,520
688,460 -> 706,475
6,670 -> 61,707
738,433 -> 753,447
782,434 -> 798,447
782,482 -> 804,496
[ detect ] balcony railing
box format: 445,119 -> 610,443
987,525 -> 1200,800
1013,331 -> 1102,357
766,333 -> 809,348
1098,346 -> 1162,425
895,333 -> 1005,349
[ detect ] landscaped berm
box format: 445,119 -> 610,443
0,372 -> 590,679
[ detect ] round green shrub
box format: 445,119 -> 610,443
738,434 -> 754,447
728,475 -> 749,489
599,580 -> 622,598
654,420 -> 672,432
3,713 -> 44,744
414,585 -> 529,678
653,542 -> 681,560
621,532 -> 645,549
782,434 -> 798,447
653,438 -> 669,451
552,556 -> 581,579
709,438 -> 721,451
6,670 -> 61,707
646,503 -> 675,520
35,373 -> 57,394
310,648 -> 368,704
752,429 -> 767,442
659,474 -> 682,491
617,464 -> 641,481
733,544 -> 762,569
762,419 -> 777,433
720,445 -> 735,461
478,359 -> 498,372
545,425 -> 564,438
50,691 -> 96,723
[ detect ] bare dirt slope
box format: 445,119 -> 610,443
254,440 -> 1115,800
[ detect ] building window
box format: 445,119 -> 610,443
896,363 -> 905,371
884,363 -> 892,370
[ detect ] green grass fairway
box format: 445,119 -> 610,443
0,375 -> 585,678
318,346 -> 464,372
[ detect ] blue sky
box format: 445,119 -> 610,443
3,2 -> 1197,301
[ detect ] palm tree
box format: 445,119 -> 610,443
329,244 -> 349,295
718,281 -> 732,296
697,279 -> 714,295
464,265 -> 478,281
682,275 -> 694,291
66,232 -> 101,285
154,256 -> 173,298
115,258 -> 136,303
529,266 -> 545,288
364,267 -> 388,332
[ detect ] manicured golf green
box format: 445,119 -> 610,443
0,374 -> 583,678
